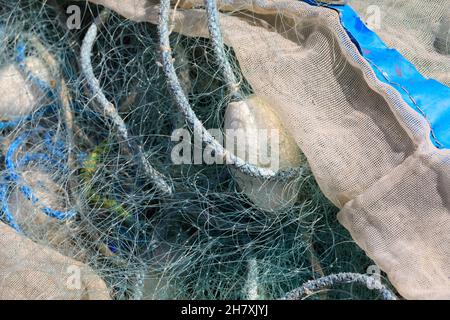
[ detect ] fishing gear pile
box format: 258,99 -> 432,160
0,0 -> 448,300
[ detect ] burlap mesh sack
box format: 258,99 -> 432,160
81,0 -> 449,299
0,221 -> 110,299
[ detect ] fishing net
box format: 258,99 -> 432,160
0,0 -> 448,300
350,0 -> 450,86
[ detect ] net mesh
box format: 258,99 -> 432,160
0,0 -> 448,300
350,0 -> 450,86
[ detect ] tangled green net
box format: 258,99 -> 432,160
0,0 -> 397,300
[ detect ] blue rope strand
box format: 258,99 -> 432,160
5,132 -> 77,221
0,182 -> 22,232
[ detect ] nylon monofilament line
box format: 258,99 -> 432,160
81,9 -> 173,196
158,0 -> 301,182
0,0 -> 419,300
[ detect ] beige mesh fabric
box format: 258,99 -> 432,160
349,0 -> 450,86
0,221 -> 110,300
338,152 -> 450,300
0,58 -> 52,118
84,0 -> 450,299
